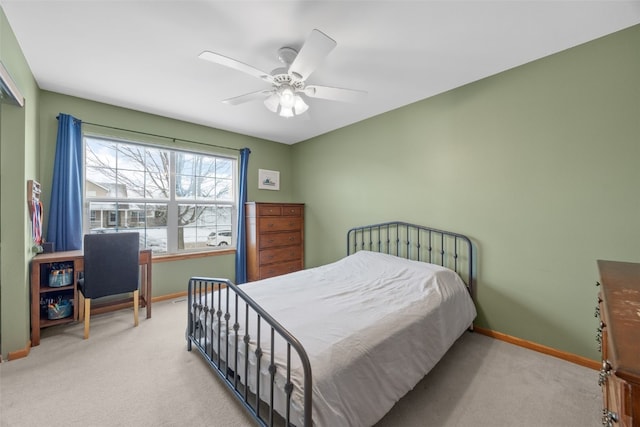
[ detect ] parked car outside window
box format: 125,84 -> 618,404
207,230 -> 232,246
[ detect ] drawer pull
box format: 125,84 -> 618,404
601,409 -> 618,426
596,321 -> 605,338
596,322 -> 604,352
598,360 -> 612,386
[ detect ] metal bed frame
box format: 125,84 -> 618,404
186,221 -> 474,427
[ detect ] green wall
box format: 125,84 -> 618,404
292,24 -> 640,360
0,7 -> 40,359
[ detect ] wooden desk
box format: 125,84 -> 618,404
30,249 -> 152,346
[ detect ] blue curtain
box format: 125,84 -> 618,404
47,114 -> 83,251
235,147 -> 251,284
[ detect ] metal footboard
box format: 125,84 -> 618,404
186,277 -> 312,427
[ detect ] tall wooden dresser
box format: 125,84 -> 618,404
596,260 -> 640,427
245,202 -> 304,282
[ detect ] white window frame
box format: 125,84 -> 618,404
83,135 -> 238,255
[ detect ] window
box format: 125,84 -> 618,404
84,136 -> 237,254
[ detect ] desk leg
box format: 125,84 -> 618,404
30,266 -> 41,346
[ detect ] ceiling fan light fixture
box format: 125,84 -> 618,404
268,85 -> 307,118
279,106 -> 294,118
279,86 -> 296,109
264,93 -> 280,113
293,95 -> 309,115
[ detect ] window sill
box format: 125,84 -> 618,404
151,248 -> 236,263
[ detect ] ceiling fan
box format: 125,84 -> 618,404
198,29 -> 366,118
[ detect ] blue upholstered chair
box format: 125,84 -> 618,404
78,232 -> 140,339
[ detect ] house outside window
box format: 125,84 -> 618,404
84,136 -> 237,254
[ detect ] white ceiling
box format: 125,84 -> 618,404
2,1 -> 640,145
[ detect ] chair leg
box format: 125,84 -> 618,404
83,298 -> 91,339
133,289 -> 139,327
78,292 -> 85,321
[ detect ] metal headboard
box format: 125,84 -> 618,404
347,221 -> 474,295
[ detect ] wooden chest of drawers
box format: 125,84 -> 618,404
245,202 -> 304,282
597,260 -> 640,427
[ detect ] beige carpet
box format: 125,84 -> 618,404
0,298 -> 600,426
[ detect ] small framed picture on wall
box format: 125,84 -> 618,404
258,169 -> 280,190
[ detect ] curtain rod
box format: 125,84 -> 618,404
62,117 -> 241,153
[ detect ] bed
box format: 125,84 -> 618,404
186,221 -> 476,426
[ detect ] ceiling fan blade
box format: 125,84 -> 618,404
222,90 -> 273,106
304,85 -> 367,103
288,29 -> 337,81
199,51 -> 274,84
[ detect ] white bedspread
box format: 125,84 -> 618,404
199,250 -> 476,426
